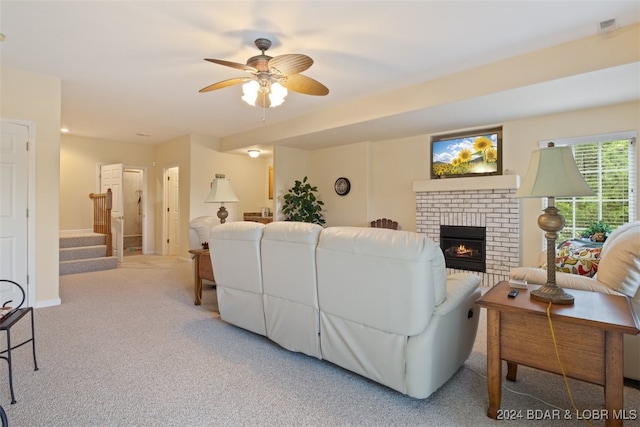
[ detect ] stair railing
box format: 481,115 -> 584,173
89,189 -> 113,257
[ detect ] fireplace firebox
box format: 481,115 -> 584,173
440,225 -> 486,273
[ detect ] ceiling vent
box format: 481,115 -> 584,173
598,18 -> 618,34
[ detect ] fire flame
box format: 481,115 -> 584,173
456,245 -> 471,255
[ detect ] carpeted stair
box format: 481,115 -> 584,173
59,232 -> 118,275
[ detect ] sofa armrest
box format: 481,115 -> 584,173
510,267 -> 624,296
434,273 -> 481,316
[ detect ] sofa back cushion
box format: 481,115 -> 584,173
600,221 -> 640,258
316,227 -> 446,336
597,223 -> 640,302
261,221 -> 323,305
209,221 -> 265,293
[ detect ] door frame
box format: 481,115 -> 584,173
96,163 -> 150,255
122,166 -> 150,255
1,118 -> 37,307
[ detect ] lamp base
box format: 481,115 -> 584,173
530,283 -> 574,305
217,206 -> 229,224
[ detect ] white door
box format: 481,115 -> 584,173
100,163 -> 124,262
166,167 -> 180,256
0,121 -> 29,307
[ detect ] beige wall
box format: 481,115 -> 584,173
293,101 -> 639,269
308,142 -> 370,226
190,135 -> 273,226
60,134 -> 157,231
272,146 -> 310,221
1,67 -> 61,305
154,135 -> 191,257
59,133 -> 272,263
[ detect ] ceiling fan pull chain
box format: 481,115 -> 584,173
262,92 -> 267,122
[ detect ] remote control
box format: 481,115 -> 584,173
508,289 -> 519,298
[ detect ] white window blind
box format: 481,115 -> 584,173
540,132 -> 636,240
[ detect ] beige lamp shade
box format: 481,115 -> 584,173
514,145 -> 594,198
205,174 -> 239,203
205,174 -> 238,224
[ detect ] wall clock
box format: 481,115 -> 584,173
334,177 -> 351,196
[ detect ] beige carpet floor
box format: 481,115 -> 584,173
1,255 -> 638,426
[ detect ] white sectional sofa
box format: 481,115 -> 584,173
209,221 -> 482,399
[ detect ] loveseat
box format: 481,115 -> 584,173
209,221 -> 482,399
510,221 -> 640,381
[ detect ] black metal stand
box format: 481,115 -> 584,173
0,403 -> 7,427
0,280 -> 38,404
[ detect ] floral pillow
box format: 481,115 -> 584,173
541,241 -> 601,277
554,246 -> 601,277
539,240 -> 602,277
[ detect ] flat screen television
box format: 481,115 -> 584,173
430,127 -> 503,179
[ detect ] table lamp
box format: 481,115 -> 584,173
514,142 -> 594,304
205,174 -> 239,224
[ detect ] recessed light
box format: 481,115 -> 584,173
60,128 -> 70,133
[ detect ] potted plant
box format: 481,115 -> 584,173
581,220 -> 612,242
282,176 -> 325,226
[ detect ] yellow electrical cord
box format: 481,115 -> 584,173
546,301 -> 593,427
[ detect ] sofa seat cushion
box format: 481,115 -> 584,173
510,267 -> 625,297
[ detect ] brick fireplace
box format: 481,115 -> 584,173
413,175 -> 520,287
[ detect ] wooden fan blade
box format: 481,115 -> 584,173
204,58 -> 258,73
282,74 -> 329,96
268,54 -> 313,76
199,77 -> 247,93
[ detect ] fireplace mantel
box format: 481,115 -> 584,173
413,174 -> 520,193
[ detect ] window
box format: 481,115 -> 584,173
543,132 -> 636,241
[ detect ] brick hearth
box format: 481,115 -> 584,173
413,175 -> 520,287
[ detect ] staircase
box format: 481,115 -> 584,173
60,232 -> 119,275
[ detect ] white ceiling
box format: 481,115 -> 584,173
1,1 -> 639,156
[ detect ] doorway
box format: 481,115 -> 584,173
99,163 -> 149,260
123,168 -> 144,256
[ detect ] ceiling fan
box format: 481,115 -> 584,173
199,38 -> 329,108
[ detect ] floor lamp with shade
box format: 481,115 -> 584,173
514,142 -> 594,305
205,174 -> 239,224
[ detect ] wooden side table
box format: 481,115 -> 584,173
188,249 -> 215,305
477,281 -> 639,427
243,212 -> 273,224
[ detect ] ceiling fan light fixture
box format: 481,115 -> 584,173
201,37 -> 328,111
242,80 -> 260,106
269,82 -> 288,107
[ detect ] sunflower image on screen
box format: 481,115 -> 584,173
431,127 -> 502,179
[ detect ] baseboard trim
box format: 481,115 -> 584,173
35,298 -> 61,308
